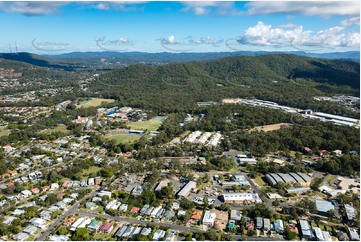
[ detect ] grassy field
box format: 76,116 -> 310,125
40,124 -> 70,135
0,129 -> 10,137
128,119 -> 163,131
79,166 -> 102,178
105,133 -> 145,144
253,176 -> 266,187
76,98 -> 115,109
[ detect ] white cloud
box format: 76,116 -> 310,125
238,21 -> 360,50
180,1 -> 217,15
0,2 -> 67,16
89,2 -> 146,12
339,17 -> 360,27
246,1 -> 360,17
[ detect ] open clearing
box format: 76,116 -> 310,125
0,129 -> 10,137
40,124 -> 69,135
128,118 -> 163,131
105,133 -> 145,144
251,123 -> 292,132
76,98 -> 115,108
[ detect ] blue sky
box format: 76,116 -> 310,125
0,1 -> 359,53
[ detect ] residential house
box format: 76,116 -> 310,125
87,220 -> 103,232
70,217 -> 86,231
12,209 -> 26,216
39,210 -> 53,221
165,232 -> 176,241
313,227 -> 324,241
332,150 -> 343,156
105,200 -> 121,210
348,227 -> 360,241
3,215 -> 17,225
202,210 -> 216,227
63,217 -> 75,226
85,202 -> 98,211
29,217 -> 47,229
50,183 -> 59,191
13,232 -> 29,241
130,207 -> 140,213
119,203 -> 128,212
256,217 -> 263,230
114,225 -> 128,238
263,218 -> 271,232
274,219 -> 284,234
299,220 -> 313,239
140,227 -> 152,236
23,225 -> 37,235
77,218 -> 92,229
153,229 -> 166,241
99,222 -> 114,234
230,210 -> 242,221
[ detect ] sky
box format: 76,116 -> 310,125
0,1 -> 360,54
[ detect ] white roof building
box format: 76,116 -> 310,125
222,193 -> 262,203
274,219 -> 284,234
152,229 -> 166,241
202,210 -> 216,227
313,227 -> 324,241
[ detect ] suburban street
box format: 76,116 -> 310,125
76,211 -> 208,234
35,189 -> 98,241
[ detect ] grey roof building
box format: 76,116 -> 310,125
314,200 -> 335,216
256,217 -> 263,229
299,220 -> 313,239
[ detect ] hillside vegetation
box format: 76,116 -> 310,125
90,54 -> 360,114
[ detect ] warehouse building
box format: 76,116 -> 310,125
177,181 -> 197,198
265,172 -> 312,187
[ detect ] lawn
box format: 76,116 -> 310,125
128,119 -> 163,131
0,129 -> 10,137
79,166 -> 102,178
105,133 -> 145,144
253,176 -> 266,187
76,98 -> 115,109
40,124 -> 69,135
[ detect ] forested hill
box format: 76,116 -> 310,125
90,54 -> 360,113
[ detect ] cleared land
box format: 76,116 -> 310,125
251,123 -> 292,132
105,133 -> 145,144
40,124 -> 69,135
0,129 -> 10,137
76,98 -> 115,108
128,119 -> 163,131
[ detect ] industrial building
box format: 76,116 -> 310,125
222,193 -> 262,203
265,172 -> 312,187
177,181 -> 197,198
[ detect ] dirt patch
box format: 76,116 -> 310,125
251,123 -> 292,132
212,209 -> 229,231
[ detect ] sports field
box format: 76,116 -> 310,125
128,118 -> 164,131
76,98 -> 115,108
105,133 -> 145,144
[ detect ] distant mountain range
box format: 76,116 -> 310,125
0,51 -> 359,71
